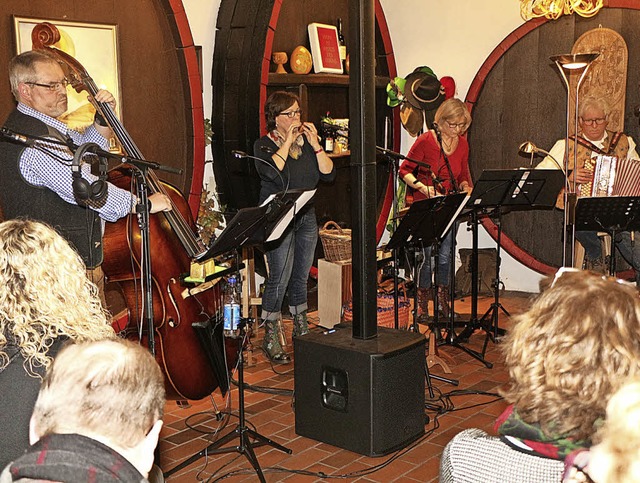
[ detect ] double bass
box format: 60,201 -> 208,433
32,23 -> 235,401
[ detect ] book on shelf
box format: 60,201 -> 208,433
307,22 -> 344,74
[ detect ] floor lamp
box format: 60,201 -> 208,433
550,52 -> 599,267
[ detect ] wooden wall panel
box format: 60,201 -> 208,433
0,0 -> 199,205
467,7 -> 640,271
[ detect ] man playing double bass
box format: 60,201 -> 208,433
0,50 -> 172,303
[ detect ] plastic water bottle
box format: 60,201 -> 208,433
223,275 -> 241,336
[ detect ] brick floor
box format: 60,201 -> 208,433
159,292 -> 534,482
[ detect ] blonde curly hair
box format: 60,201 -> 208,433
501,269 -> 640,441
588,378 -> 640,482
0,219 -> 114,375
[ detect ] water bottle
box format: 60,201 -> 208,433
223,275 -> 241,336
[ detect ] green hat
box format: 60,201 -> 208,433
386,76 -> 406,107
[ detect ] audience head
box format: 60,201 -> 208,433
501,268 -> 640,441
0,219 -> 112,373
587,378 -> 640,482
30,339 -> 165,477
264,90 -> 301,132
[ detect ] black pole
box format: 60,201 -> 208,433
349,0 -> 378,339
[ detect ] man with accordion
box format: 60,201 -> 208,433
537,95 -> 640,283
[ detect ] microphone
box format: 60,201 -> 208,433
231,149 -> 249,158
375,146 -> 406,159
432,122 -> 441,138
230,148 -> 287,192
0,127 -> 34,146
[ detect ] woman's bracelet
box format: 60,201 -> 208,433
314,147 -> 324,154
274,152 -> 286,163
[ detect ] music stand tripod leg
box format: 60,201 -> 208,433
409,245 -> 458,393
163,322 -> 292,480
435,225 -> 493,369
478,209 -> 509,358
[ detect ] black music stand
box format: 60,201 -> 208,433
164,190 -> 314,481
456,169 -> 564,360
388,193 -> 468,389
575,196 -> 640,275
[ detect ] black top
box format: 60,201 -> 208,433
0,337 -> 67,470
253,136 -> 336,205
0,110 -> 103,268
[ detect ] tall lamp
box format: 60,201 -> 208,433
550,52 -> 599,267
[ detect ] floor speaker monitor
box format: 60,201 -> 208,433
294,325 -> 425,456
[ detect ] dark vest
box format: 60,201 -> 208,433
0,109 -> 103,268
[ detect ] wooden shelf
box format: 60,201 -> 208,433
327,150 -> 350,158
268,73 -> 389,88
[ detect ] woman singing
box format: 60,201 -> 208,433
399,98 -> 473,319
253,91 -> 335,364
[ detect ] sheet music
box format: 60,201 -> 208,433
440,194 -> 470,238
263,189 -> 316,242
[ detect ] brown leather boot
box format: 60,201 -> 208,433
437,285 -> 451,318
417,287 -> 430,317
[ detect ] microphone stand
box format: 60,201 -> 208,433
432,123 -> 459,194
375,146 -> 439,331
2,129 -> 184,358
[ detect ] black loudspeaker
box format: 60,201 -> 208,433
294,326 -> 425,456
71,142 -> 108,202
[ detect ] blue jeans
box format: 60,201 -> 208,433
418,226 -> 455,288
578,230 -> 640,284
261,207 -> 317,321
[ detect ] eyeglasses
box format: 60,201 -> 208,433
445,121 -> 466,130
580,117 -> 607,126
25,78 -> 70,92
279,109 -> 303,118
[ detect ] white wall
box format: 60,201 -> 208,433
182,0 -> 545,292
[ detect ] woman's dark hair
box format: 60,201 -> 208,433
265,91 -> 300,131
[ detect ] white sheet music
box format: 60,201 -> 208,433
441,194 -> 470,239
261,189 -> 317,242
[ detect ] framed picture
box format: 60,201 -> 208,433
13,16 -> 121,130
307,22 -> 343,74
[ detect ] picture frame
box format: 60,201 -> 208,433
307,22 -> 343,74
13,16 -> 122,129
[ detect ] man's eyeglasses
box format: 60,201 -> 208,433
445,121 -> 466,130
580,117 -> 607,126
279,109 -> 303,118
25,79 -> 70,92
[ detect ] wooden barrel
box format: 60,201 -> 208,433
466,5 -> 640,273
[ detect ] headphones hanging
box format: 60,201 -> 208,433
71,142 -> 108,202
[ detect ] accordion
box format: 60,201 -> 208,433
579,154 -> 640,198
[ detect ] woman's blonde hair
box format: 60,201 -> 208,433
0,219 -> 114,375
501,270 -> 640,441
589,378 -> 640,482
434,98 -> 472,133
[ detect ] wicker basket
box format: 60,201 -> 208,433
319,221 -> 352,262
342,293 -> 410,329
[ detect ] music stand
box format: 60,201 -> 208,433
456,169 -> 564,360
388,193 -> 468,390
164,189 -> 314,481
575,196 -> 640,275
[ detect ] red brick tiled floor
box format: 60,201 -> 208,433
159,292 -> 534,482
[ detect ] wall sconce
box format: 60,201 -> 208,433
520,0 -> 603,21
